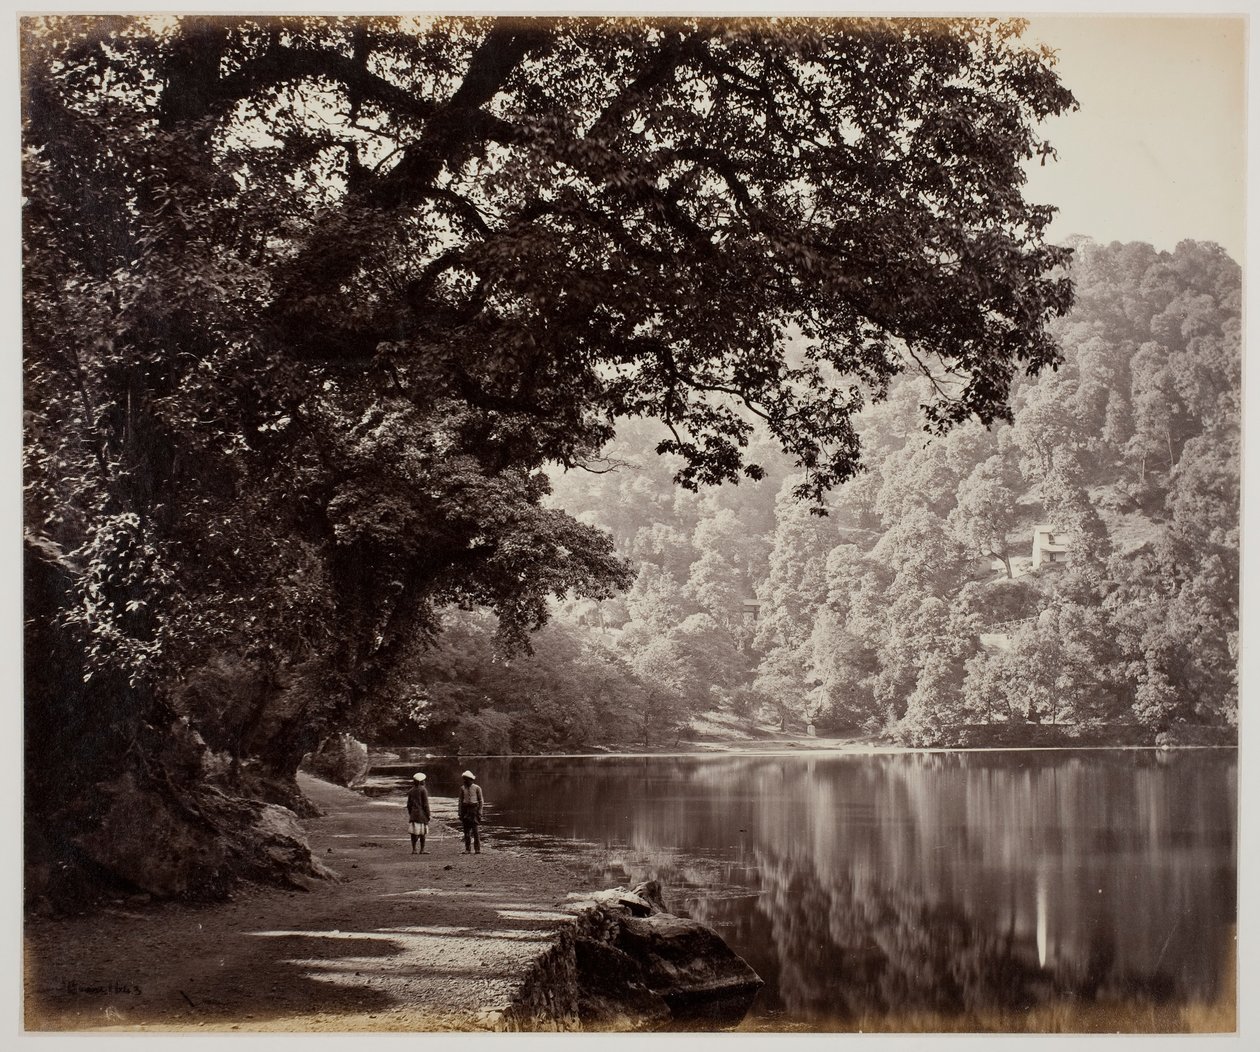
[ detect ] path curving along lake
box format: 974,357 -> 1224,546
370,748 -> 1237,1032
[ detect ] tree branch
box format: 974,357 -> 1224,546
263,26 -> 548,319
585,30 -> 697,143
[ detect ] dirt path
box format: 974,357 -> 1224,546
24,774 -> 604,1032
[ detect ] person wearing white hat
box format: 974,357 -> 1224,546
457,770 -> 484,854
406,773 -> 431,854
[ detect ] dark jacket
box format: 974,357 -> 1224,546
406,784 -> 431,822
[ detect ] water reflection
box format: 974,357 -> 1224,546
371,750 -> 1236,1030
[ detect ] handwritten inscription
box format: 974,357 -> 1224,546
59,979 -> 141,996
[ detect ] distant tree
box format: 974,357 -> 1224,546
623,564 -> 689,635
1038,458 -> 1111,573
850,375 -> 935,463
809,607 -> 880,730
1168,424 -> 1240,549
686,549 -> 753,647
628,635 -> 709,746
1069,334 -> 1120,447
377,609 -> 644,751
1131,663 -> 1181,728
874,440 -> 959,523
1164,551 -> 1238,725
872,507 -> 969,599
1034,603 -> 1128,724
684,507 -> 760,647
897,650 -> 970,745
948,455 -> 1022,578
962,647 -> 1023,724
889,596 -> 980,741
1101,386 -> 1134,453
956,576 -> 1040,626
690,507 -> 760,582
1103,417 -> 1240,727
811,543 -> 887,727
754,476 -> 835,651
671,612 -> 748,693
753,642 -> 818,731
1125,343 -> 1177,482
1169,329 -> 1240,431
629,522 -> 697,581
1011,372 -> 1084,482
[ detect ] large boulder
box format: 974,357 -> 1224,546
207,792 -> 338,890
504,880 -> 762,1031
301,733 -> 370,787
614,913 -> 763,1015
573,937 -> 672,1030
591,882 -> 761,1025
72,771 -> 335,899
586,882 -> 665,918
73,770 -> 229,898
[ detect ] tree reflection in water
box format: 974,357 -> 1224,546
418,749 -> 1236,1030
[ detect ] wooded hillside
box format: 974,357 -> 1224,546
384,239 -> 1239,750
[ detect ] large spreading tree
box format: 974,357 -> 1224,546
23,14 -> 1075,897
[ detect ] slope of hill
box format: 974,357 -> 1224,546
367,239 -> 1239,752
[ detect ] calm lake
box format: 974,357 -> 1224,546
369,749 -> 1237,1031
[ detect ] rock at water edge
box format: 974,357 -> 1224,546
614,912 -> 764,1008
573,936 -> 672,1030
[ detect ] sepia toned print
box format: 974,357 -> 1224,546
21,12 -> 1239,1035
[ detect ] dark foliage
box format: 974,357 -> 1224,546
23,15 -> 1075,895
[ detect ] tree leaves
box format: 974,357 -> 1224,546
31,14 -> 1078,502
23,15 -> 1088,781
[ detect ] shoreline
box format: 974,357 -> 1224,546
23,773 -> 608,1032
371,740 -> 1240,763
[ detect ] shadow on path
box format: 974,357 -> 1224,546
25,775 -> 601,1032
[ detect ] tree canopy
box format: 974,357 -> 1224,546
26,14 -> 1076,495
23,15 -> 1078,896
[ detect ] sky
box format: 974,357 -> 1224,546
1021,15 -> 1246,261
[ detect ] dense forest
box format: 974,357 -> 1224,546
370,238 -> 1240,751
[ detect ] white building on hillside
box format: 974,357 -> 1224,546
1031,525 -> 1072,570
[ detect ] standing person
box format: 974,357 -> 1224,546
406,773 -> 431,854
457,770 -> 484,854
